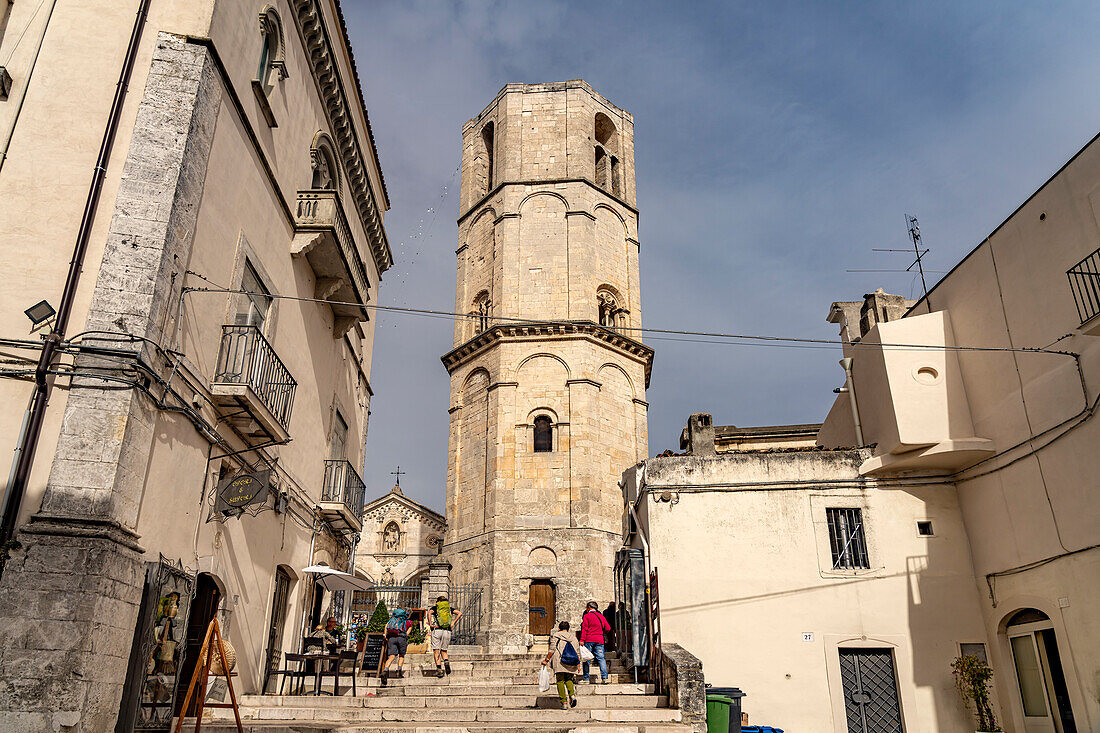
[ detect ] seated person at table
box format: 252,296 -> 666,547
380,608 -> 409,686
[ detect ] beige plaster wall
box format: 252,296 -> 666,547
628,451 -> 990,732
0,0 -> 388,697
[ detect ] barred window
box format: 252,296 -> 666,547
827,507 -> 869,569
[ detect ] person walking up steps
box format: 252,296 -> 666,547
542,621 -> 581,710
580,600 -> 611,683
379,607 -> 409,687
429,595 -> 461,678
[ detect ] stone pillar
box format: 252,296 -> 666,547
424,555 -> 451,609
0,34 -> 221,732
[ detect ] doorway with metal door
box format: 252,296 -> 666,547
174,573 -> 221,717
529,580 -> 555,636
839,648 -> 903,733
1006,609 -> 1078,733
263,567 -> 293,693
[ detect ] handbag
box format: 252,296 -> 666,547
579,644 -> 595,663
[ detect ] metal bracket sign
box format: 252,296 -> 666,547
214,469 -> 271,517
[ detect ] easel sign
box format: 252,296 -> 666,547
360,632 -> 386,676
173,619 -> 243,733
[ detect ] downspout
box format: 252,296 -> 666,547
0,0 -> 151,551
839,358 -> 864,447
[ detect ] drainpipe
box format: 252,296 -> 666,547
839,358 -> 864,447
0,0 -> 151,552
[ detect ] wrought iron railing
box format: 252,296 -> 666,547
214,325 -> 297,429
1068,247 -> 1100,325
351,585 -> 421,616
446,583 -> 482,645
322,459 -> 366,518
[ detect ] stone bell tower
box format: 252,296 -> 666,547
441,81 -> 653,652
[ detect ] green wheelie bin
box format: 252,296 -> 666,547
706,694 -> 732,733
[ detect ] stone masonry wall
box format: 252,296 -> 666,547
444,82 -> 651,651
0,34 -> 221,732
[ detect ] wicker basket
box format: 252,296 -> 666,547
209,639 -> 236,675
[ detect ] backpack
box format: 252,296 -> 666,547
386,616 -> 404,637
435,601 -> 452,629
559,638 -> 580,666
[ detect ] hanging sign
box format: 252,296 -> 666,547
214,469 -> 271,516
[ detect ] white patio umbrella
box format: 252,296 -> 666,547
300,565 -> 371,592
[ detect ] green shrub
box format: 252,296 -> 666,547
951,654 -> 1000,731
366,601 -> 389,633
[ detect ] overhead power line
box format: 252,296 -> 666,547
181,285 -> 1078,358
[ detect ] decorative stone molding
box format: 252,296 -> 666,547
442,322 -> 654,387
289,0 -> 392,274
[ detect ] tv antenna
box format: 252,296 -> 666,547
845,213 -> 935,300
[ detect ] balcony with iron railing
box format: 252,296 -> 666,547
1068,247 -> 1100,334
291,189 -> 372,338
319,458 -> 365,533
210,325 -> 297,443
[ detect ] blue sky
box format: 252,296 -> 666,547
343,1 -> 1100,511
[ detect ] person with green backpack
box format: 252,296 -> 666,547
429,595 -> 462,678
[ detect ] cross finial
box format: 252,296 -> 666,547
390,466 -> 406,487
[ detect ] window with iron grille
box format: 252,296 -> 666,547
827,507 -> 870,569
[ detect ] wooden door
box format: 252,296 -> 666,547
529,581 -> 555,636
175,573 -> 220,716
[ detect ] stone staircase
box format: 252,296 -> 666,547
198,650 -> 692,732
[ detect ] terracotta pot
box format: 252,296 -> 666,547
356,639 -> 366,652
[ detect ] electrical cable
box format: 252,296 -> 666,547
179,286 -> 1079,357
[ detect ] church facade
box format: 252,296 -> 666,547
356,483 -> 445,587
442,81 -> 653,651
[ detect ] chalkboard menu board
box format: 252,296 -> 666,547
360,633 -> 385,675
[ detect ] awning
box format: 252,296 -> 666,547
300,565 -> 372,592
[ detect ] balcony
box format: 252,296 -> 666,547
210,325 -> 297,443
319,459 -> 365,533
291,189 -> 371,338
1068,247 -> 1100,335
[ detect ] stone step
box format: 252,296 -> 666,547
247,683 -> 653,700
411,661 -> 630,672
236,694 -> 667,710
209,706 -> 683,724
194,721 -> 693,733
381,673 -> 634,684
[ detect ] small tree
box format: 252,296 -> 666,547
952,654 -> 1000,731
366,600 -> 389,633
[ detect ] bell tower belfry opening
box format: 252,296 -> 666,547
441,81 -> 653,652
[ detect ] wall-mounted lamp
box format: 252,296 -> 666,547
24,299 -> 56,327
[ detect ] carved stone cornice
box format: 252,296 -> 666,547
441,321 -> 654,387
289,0 -> 393,274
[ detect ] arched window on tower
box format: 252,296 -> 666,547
480,122 -> 495,196
594,113 -> 619,195
533,416 -> 553,453
597,287 -> 624,330
472,291 -> 491,335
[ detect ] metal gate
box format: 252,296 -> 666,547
447,583 -> 482,645
351,585 -> 421,617
116,556 -> 196,732
839,649 -> 903,733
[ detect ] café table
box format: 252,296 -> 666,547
293,653 -> 343,696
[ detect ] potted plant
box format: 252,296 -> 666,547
366,600 -> 390,634
951,653 -> 1001,732
354,624 -> 368,652
406,623 -> 428,655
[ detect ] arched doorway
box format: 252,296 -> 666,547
528,580 -> 555,636
1004,608 -> 1077,733
175,574 -> 221,716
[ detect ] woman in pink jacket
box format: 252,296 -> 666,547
579,600 -> 611,683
